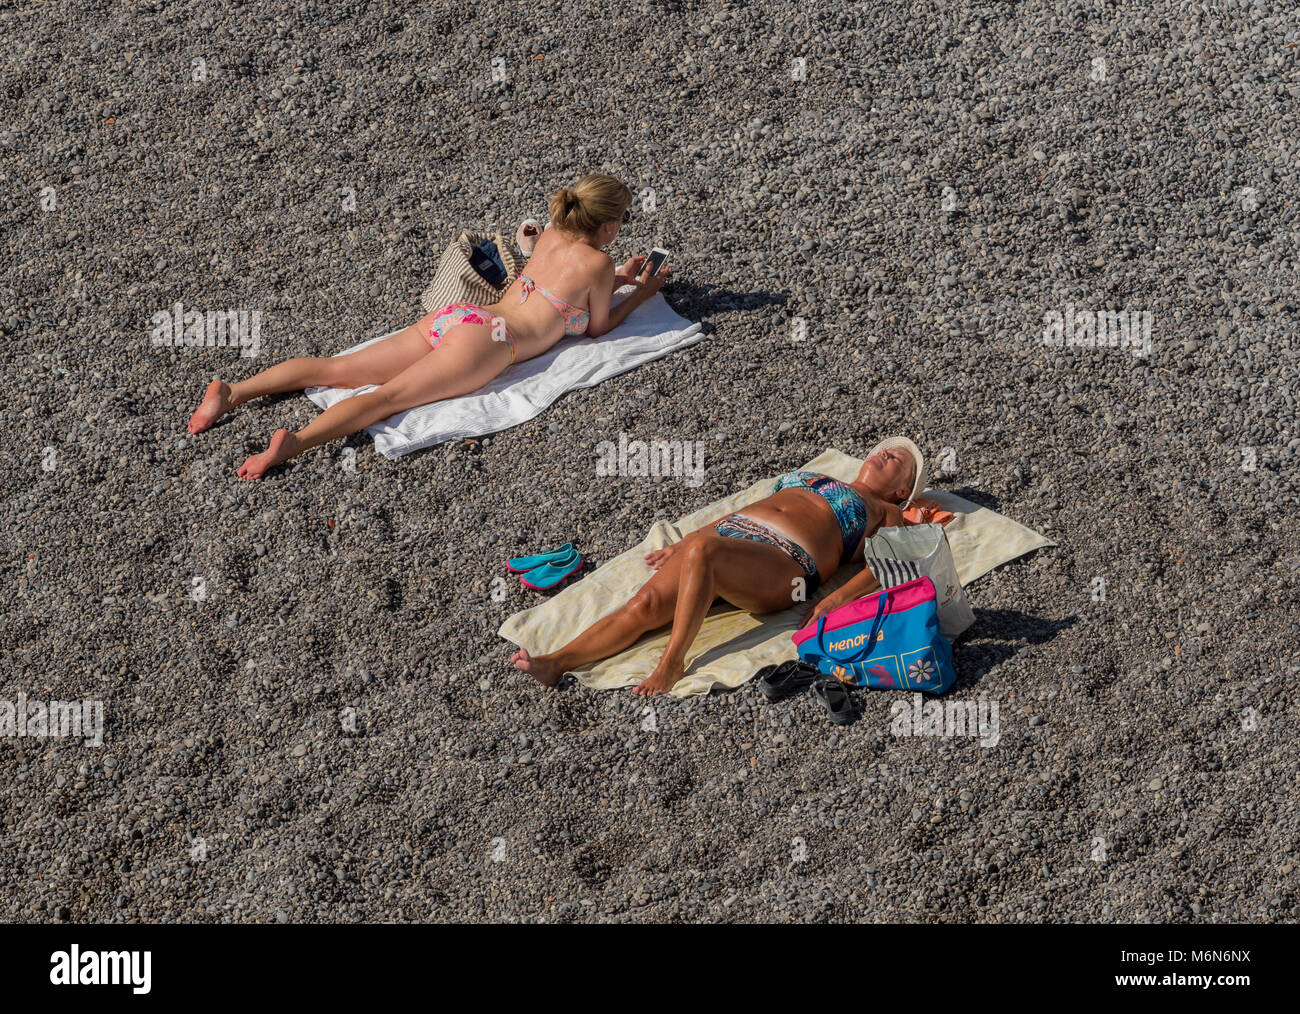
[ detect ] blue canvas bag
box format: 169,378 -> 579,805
791,576 -> 957,693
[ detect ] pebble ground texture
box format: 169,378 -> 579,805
2,0 -> 1297,925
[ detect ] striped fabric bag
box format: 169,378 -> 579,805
864,523 -> 975,641
866,555 -> 921,589
421,231 -> 520,314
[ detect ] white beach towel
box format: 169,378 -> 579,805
305,289 -> 704,459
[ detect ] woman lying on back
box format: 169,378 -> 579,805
512,438 -> 926,695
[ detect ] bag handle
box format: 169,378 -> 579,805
815,590 -> 890,662
867,527 -> 901,561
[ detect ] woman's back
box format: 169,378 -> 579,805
518,227 -> 605,307
491,227 -> 606,355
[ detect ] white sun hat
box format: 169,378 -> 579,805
866,436 -> 927,505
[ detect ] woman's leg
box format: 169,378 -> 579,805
513,533 -> 803,694
236,323 -> 510,479
187,315 -> 438,434
512,551 -> 688,687
633,535 -> 804,696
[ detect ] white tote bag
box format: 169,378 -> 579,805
863,523 -> 975,640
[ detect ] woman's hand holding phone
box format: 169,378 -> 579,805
634,255 -> 671,296
639,262 -> 670,295
615,256 -> 647,287
613,256 -> 644,287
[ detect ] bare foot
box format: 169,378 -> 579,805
633,660 -> 684,697
237,428 -> 299,481
511,648 -> 565,688
188,379 -> 234,434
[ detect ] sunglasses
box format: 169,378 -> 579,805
622,209 -> 632,224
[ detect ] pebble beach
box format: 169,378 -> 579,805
1,0 -> 1297,923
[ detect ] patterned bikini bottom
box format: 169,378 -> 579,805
714,512 -> 820,589
428,302 -> 516,363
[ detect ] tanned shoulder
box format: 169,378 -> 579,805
865,496 -> 906,535
879,501 -> 907,528
585,246 -> 614,269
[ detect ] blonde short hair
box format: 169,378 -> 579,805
548,173 -> 633,236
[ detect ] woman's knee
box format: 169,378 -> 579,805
315,356 -> 359,387
626,584 -> 669,625
370,379 -> 417,412
681,535 -> 719,567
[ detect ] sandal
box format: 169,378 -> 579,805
756,660 -> 820,701
811,677 -> 855,725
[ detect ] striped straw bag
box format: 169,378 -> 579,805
421,231 -> 520,314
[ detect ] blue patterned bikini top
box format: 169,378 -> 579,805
773,471 -> 868,558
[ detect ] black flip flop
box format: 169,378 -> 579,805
811,677 -> 855,725
757,660 -> 820,701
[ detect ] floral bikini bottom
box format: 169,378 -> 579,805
428,302 -> 516,363
714,512 -> 820,589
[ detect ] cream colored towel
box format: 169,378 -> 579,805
498,449 -> 1055,697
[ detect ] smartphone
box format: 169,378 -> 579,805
642,248 -> 670,278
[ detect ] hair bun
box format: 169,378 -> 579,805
549,174 -> 631,237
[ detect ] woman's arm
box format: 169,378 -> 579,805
801,565 -> 881,627
587,258 -> 671,337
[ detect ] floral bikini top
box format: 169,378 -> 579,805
773,471 -> 869,558
519,274 -> 590,335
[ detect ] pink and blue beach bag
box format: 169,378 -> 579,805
792,576 -> 957,693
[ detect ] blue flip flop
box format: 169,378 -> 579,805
520,553 -> 583,591
506,542 -> 575,573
